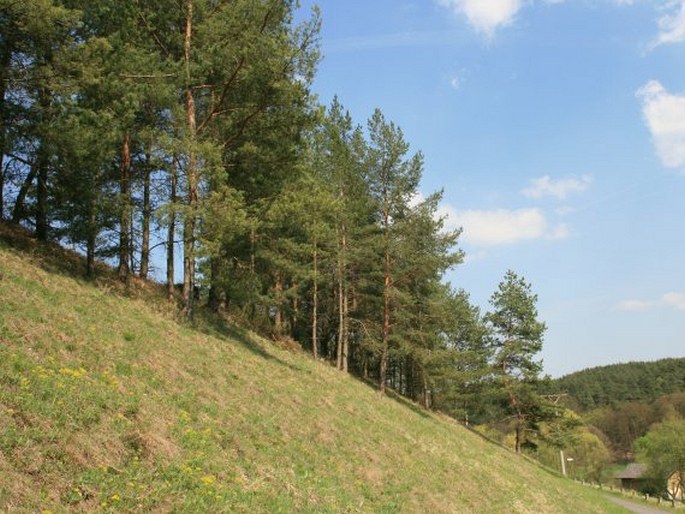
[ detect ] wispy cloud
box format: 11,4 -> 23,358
437,0 -> 524,38
547,223 -> 570,240
650,1 -> 685,48
615,299 -> 654,312
663,292 -> 685,310
522,175 -> 592,199
450,75 -> 461,90
616,292 -> 685,312
636,80 -> 685,170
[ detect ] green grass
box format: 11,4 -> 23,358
0,224 -> 629,513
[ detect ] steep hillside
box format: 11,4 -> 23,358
553,359 -> 685,411
0,226 -> 625,512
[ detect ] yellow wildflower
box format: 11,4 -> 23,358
200,475 -> 216,486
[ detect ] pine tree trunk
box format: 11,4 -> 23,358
182,192 -> 196,318
86,199 -> 96,277
250,227 -> 256,274
130,210 -> 135,273
341,284 -> 349,372
311,242 -> 318,359
182,0 -> 198,319
208,258 -> 226,312
34,147 -> 49,240
379,194 -> 393,394
337,275 -> 343,369
336,224 -> 349,371
34,83 -> 51,241
11,161 -> 37,224
291,279 -> 299,338
118,131 -> 131,281
423,374 -> 430,409
505,372 -> 524,454
139,146 -> 152,279
0,46 -> 8,219
274,273 -> 283,337
208,259 -> 219,311
167,158 -> 177,300
380,239 -> 391,395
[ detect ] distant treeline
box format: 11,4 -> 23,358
552,358 -> 685,411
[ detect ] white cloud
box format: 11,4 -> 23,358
651,1 -> 685,48
435,0 -> 642,39
616,292 -> 685,312
636,80 -> 685,169
522,175 -> 592,199
451,208 -> 561,246
437,0 -> 524,37
414,192 -> 571,248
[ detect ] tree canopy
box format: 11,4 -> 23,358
0,0 -> 560,458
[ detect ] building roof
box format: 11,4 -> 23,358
616,463 -> 648,480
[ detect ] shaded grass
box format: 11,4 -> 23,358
0,225 -> 629,513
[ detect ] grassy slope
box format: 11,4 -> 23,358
0,226 -> 626,513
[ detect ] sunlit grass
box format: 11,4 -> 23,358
0,224 -> 628,512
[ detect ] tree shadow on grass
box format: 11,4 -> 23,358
387,389 -> 432,419
0,221 -> 303,375
356,375 -> 431,419
0,222 -> 99,280
192,310 -> 306,374
0,221 -> 177,308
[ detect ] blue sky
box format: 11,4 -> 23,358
295,0 -> 685,377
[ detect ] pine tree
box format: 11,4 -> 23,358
3,0 -> 82,238
429,287 -> 491,420
365,109 -> 422,394
308,99 -> 371,370
392,191 -> 462,405
486,270 -> 546,452
170,0 -> 320,318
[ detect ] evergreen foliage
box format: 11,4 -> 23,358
485,270 -> 547,452
553,358 -> 685,411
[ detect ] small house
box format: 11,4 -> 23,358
616,463 -> 648,491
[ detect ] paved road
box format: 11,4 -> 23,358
604,495 -> 670,514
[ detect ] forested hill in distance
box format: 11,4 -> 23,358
0,224 -> 625,512
552,358 -> 685,411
